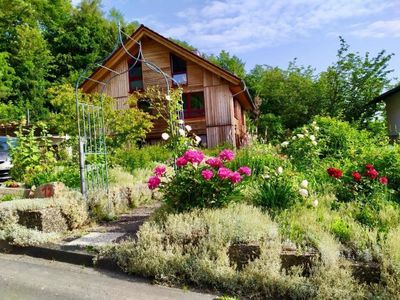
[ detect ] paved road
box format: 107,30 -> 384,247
0,254 -> 215,300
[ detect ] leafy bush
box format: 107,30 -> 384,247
9,125 -> 56,187
148,149 -> 252,212
252,167 -> 303,214
115,145 -> 171,174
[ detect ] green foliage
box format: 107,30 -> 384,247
9,125 -> 56,187
115,144 -> 171,174
255,113 -> 285,143
0,195 -> 13,202
330,218 -> 351,243
0,102 -> 23,123
252,170 -> 301,214
207,50 -> 246,79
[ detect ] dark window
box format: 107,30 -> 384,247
170,54 -> 187,85
128,60 -> 143,92
182,92 -> 205,118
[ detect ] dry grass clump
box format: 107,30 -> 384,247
89,168 -> 155,221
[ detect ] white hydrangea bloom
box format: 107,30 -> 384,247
312,199 -> 319,207
161,133 -> 170,140
297,134 -> 304,138
277,166 -> 283,174
300,180 -> 308,189
312,141 -> 318,146
178,119 -> 184,125
185,125 -> 192,132
309,135 -> 316,141
298,188 -> 309,197
292,136 -> 297,140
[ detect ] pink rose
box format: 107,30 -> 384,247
229,171 -> 242,184
176,157 -> 188,167
205,157 -> 223,168
201,169 -> 214,181
219,149 -> 235,161
184,149 -> 204,164
154,165 -> 166,176
238,166 -> 251,176
217,167 -> 232,179
148,176 -> 161,190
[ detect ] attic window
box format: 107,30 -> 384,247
128,60 -> 143,92
170,53 -> 187,85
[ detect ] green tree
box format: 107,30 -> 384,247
207,50 -> 246,79
322,37 -> 394,124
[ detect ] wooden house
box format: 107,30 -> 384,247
80,25 -> 254,148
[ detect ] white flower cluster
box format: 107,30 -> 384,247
281,121 -> 320,148
161,122 -> 201,145
298,179 -> 309,197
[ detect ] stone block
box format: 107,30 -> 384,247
17,207 -> 68,232
33,182 -> 66,198
228,242 -> 261,270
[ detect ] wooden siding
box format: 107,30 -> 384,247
203,70 -> 235,148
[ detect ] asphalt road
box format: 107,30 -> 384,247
0,254 -> 215,300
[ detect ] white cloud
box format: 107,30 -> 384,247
350,19 -> 400,38
152,0 -> 395,53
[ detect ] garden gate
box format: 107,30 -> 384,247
75,23 -> 184,197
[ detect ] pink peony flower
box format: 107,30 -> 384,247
184,149 -> 204,164
219,149 -> 235,161
154,165 -> 166,176
148,176 -> 161,190
238,166 -> 251,176
229,171 -> 242,184
176,157 -> 188,167
205,157 -> 223,168
201,169 -> 214,181
217,167 -> 232,179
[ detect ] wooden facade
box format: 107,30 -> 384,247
81,25 -> 254,148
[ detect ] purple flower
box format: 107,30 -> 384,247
184,149 -> 205,164
238,166 -> 251,176
148,176 -> 161,190
217,167 -> 232,179
201,169 -> 214,181
219,149 -> 235,161
205,157 -> 223,168
154,165 -> 166,176
229,171 -> 242,184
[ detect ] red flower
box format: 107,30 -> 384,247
327,167 -> 343,179
365,168 -> 379,180
379,176 -> 388,185
352,172 -> 362,182
205,157 -> 223,168
365,164 -> 374,170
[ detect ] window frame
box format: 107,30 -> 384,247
183,92 -> 205,118
128,59 -> 144,93
170,53 -> 188,86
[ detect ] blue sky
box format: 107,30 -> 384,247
76,0 -> 400,81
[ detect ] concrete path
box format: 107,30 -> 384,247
0,253 -> 216,300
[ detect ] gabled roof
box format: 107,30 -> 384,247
80,25 -> 254,110
371,85 -> 400,104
